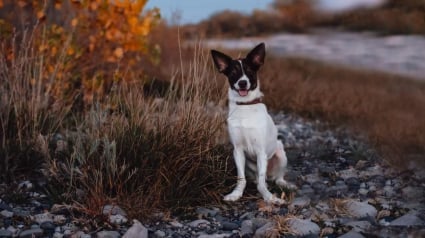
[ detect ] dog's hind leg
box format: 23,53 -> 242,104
224,147 -> 247,202
273,141 -> 297,190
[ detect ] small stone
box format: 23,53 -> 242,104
402,186 -> 424,201
188,219 -> 210,228
18,181 -> 33,190
196,207 -> 218,218
53,232 -> 63,238
33,212 -> 53,224
390,212 -> 425,227
338,230 -> 365,238
109,214 -> 128,225
345,177 -> 360,191
241,220 -> 254,236
18,228 -> 43,238
53,215 -> 67,224
0,229 -> 13,238
169,221 -> 184,228
221,221 -> 239,231
254,222 -> 274,238
311,181 -> 327,194
154,230 -> 166,238
287,218 -> 320,236
252,218 -> 269,229
344,200 -> 377,218
289,196 -> 311,212
40,221 -> 56,232
123,220 -> 148,238
102,205 -> 127,216
96,230 -> 120,238
345,220 -> 372,232
0,210 -> 13,218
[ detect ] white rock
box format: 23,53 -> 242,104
109,214 -> 128,225
188,219 -> 210,228
254,222 -> 275,238
97,230 -> 120,238
345,220 -> 372,232
33,212 -> 53,224
122,220 -> 148,238
198,234 -> 230,238
241,220 -> 255,236
169,221 -> 183,228
390,212 -> 425,227
0,210 -> 13,218
289,197 -> 311,212
338,230 -> 365,238
102,205 -> 127,216
344,200 -> 377,218
287,218 -> 320,236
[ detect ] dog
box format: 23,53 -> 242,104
211,43 -> 291,204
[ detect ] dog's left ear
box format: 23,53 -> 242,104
246,43 -> 265,69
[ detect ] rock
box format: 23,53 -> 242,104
402,186 -> 424,201
33,212 -> 53,224
123,220 -> 148,238
241,220 -> 255,236
169,221 -> 184,228
188,219 -> 210,228
345,220 -> 372,232
287,218 -> 320,236
40,221 -> 56,233
96,231 -> 120,238
344,200 -> 377,218
0,210 -> 13,218
311,181 -> 327,194
289,196 -> 311,212
153,230 -> 166,238
53,215 -> 67,224
18,228 -> 43,238
198,234 -> 229,238
196,207 -> 218,218
102,205 -> 127,216
338,230 -> 365,238
389,212 -> 425,227
0,229 -> 13,238
298,184 -> 315,196
345,177 -> 360,191
221,221 -> 239,231
109,214 -> 128,225
254,222 -> 274,238
18,181 -> 33,190
252,218 -> 269,229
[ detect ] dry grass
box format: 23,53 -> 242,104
259,56 -> 425,168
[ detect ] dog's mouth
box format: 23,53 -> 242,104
238,89 -> 249,97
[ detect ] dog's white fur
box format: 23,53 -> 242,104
212,44 -> 290,204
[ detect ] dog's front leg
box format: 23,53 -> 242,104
224,147 -> 246,201
257,152 -> 285,205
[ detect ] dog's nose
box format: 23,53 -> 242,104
238,80 -> 248,89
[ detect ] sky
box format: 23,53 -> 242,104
145,0 -> 387,25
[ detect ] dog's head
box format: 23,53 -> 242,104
211,43 -> 265,98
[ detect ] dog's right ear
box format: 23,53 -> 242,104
211,50 -> 232,73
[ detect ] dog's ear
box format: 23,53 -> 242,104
211,50 -> 232,73
246,43 -> 265,69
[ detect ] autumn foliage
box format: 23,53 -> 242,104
0,0 -> 160,106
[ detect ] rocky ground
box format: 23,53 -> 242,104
1,112 -> 424,238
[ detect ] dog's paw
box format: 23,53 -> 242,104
223,191 -> 242,202
276,178 -> 297,190
264,195 -> 286,205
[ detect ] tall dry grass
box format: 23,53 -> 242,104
260,57 -> 425,169
0,30 -> 71,182
1,27 -> 235,220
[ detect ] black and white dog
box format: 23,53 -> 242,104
211,43 -> 291,204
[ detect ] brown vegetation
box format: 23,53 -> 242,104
184,0 -> 425,38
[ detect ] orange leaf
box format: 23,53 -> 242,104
71,18 -> 78,27
114,47 -> 124,59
